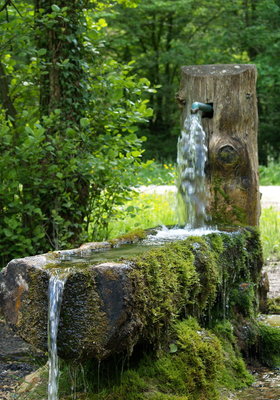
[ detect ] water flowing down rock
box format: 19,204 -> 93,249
0,228 -> 263,361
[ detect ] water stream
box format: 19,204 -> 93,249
177,113 -> 208,228
48,274 -> 67,400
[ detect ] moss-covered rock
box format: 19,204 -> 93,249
13,318 -> 254,400
256,323 -> 280,367
267,297 -> 280,314
0,228 -> 263,361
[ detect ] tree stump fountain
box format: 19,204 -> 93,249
177,64 -> 260,226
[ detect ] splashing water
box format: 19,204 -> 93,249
48,274 -> 66,400
177,113 -> 208,228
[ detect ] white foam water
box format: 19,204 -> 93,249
177,113 -> 208,228
144,226 -> 221,245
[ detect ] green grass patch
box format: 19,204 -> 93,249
136,160 -> 177,186
259,161 -> 280,185
260,207 -> 280,261
107,191 -> 178,239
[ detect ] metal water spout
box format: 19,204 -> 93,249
191,102 -> 213,115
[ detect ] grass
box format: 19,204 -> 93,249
107,190 -> 178,239
135,160 -> 177,186
259,160 -> 280,185
260,207 -> 280,261
136,159 -> 280,186
107,188 -> 280,262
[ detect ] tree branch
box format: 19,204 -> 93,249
0,0 -> 22,16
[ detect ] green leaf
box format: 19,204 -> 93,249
37,48 -> 47,56
80,118 -> 90,128
169,343 -> 178,353
131,150 -> 142,157
51,4 -> 60,12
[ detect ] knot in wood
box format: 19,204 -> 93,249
217,145 -> 240,166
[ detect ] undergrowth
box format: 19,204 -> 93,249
18,319 -> 253,400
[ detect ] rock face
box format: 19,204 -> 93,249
0,229 -> 263,361
0,255 -> 136,361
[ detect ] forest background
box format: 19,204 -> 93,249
0,0 -> 279,266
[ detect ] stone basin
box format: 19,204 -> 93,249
0,227 -> 263,361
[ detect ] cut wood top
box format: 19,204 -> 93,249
181,64 -> 256,76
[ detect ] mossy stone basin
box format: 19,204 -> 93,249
0,227 -> 263,361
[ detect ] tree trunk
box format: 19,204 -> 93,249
0,61 -> 17,124
33,0 -> 90,246
177,64 -> 260,226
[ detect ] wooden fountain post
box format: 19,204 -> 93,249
177,64 -> 260,226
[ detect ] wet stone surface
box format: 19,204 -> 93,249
0,318 -> 45,399
236,367 -> 280,400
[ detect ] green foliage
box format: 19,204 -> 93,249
213,322 -> 254,389
102,0 -> 280,162
0,2 -> 153,265
260,208 -> 280,261
259,161 -> 280,185
256,323 -> 280,367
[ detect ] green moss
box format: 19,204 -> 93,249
112,229 -> 148,244
16,318 -> 257,400
230,284 -> 256,318
63,318 -> 225,400
128,236 -> 223,345
210,177 -> 247,226
213,322 -> 254,390
267,297 -> 280,314
14,229 -> 265,400
257,323 -> 280,367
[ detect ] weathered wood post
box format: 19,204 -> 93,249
177,64 -> 260,226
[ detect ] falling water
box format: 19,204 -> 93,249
48,274 -> 66,400
177,113 -> 208,228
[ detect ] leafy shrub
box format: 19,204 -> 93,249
0,11 -> 153,267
